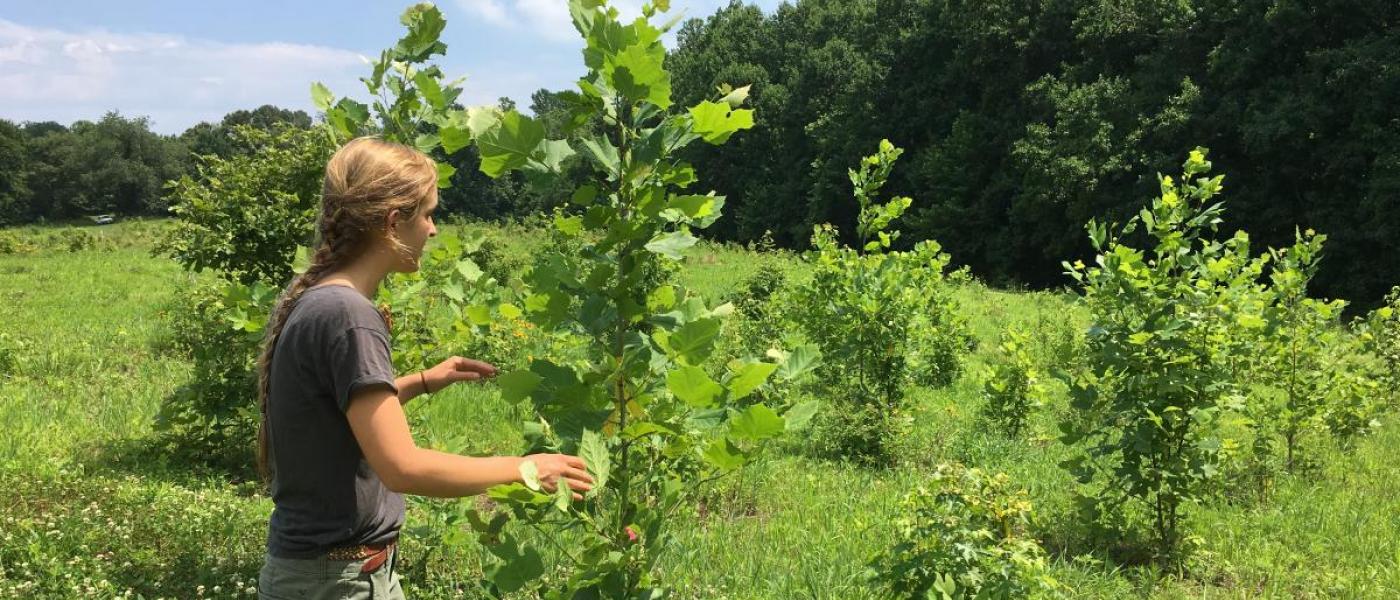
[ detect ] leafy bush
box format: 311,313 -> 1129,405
725,263 -> 790,358
0,332 -> 26,376
1060,148 -> 1265,562
1256,230 -> 1358,470
1358,286 -> 1400,410
794,139 -> 967,466
0,230 -> 36,254
979,327 -> 1044,438
151,280 -> 275,475
868,464 -> 1058,599
155,125 -> 332,286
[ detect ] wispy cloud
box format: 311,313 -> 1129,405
0,19 -> 364,134
454,0 -> 717,45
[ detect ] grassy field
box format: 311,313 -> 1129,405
1,219 -> 1397,598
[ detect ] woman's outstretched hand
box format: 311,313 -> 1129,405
423,356 -> 497,393
525,453 -> 595,500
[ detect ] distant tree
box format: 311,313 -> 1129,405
0,119 -> 29,224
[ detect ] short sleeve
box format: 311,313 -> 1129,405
329,326 -> 399,412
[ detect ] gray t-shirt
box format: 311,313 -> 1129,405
265,284 -> 404,558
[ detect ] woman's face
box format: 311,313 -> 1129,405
391,191 -> 439,272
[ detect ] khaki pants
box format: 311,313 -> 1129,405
258,546 -> 405,600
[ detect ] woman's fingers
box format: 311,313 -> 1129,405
451,356 -> 497,377
448,371 -> 481,383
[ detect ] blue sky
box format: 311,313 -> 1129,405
0,0 -> 783,134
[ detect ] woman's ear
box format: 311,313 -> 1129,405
384,208 -> 401,233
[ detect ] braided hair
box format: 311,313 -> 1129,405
256,137 -> 437,481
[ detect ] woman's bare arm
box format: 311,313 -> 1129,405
345,384 -> 593,498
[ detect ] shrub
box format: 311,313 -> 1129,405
151,280 -> 275,476
868,464 -> 1057,599
794,140 -> 967,466
155,125 -> 332,286
1060,148 -> 1266,562
980,327 -> 1044,437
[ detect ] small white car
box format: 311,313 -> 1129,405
93,214 -> 116,225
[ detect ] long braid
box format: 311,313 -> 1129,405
255,218 -> 361,481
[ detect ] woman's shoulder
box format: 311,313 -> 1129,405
292,285 -> 389,334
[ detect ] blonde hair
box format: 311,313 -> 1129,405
256,137 -> 437,481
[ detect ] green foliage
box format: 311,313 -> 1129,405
980,327 -> 1044,438
156,125 -> 332,286
793,139 -> 967,466
868,464 -> 1058,599
1255,229 -> 1354,471
150,279 -> 276,476
1060,148 -> 1264,562
462,2 -> 807,596
0,332 -> 24,376
724,263 -> 789,358
1357,287 -> 1400,410
666,0 -> 1400,308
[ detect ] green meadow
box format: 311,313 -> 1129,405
1,219 -> 1397,599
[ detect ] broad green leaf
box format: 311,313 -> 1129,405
729,404 -> 784,440
466,304 -> 492,326
484,544 -> 544,593
413,71 -> 445,109
394,3 -> 448,60
647,284 -> 676,312
718,84 -> 750,108
292,245 -> 312,275
665,317 -> 721,365
435,162 -> 456,188
621,422 -> 676,440
456,258 -> 483,282
526,139 -> 576,175
701,437 -> 746,471
466,106 -> 502,138
579,429 -> 610,494
783,401 -> 819,431
645,230 -> 697,259
519,459 -> 542,491
688,100 -> 754,145
667,365 -> 723,408
497,370 -> 542,403
310,82 -> 334,111
478,111 -> 546,178
555,214 -> 584,236
726,361 -> 778,401
498,303 -> 523,320
572,184 -> 598,206
579,135 -> 621,176
602,38 -> 671,109
439,125 -> 471,154
773,344 -> 820,381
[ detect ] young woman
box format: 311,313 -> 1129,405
256,137 -> 593,599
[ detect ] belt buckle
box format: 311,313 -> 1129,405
360,543 -> 394,574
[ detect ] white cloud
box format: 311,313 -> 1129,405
0,19 -> 364,134
454,0 -> 726,45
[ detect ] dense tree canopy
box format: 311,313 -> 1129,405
1,0 -> 1393,306
668,0 -> 1399,307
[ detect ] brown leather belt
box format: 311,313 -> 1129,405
325,541 -> 396,573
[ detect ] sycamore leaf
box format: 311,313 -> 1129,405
667,365 -> 724,408
729,404 -> 785,440
645,230 -> 697,259
689,100 -> 754,145
478,111 -> 546,178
